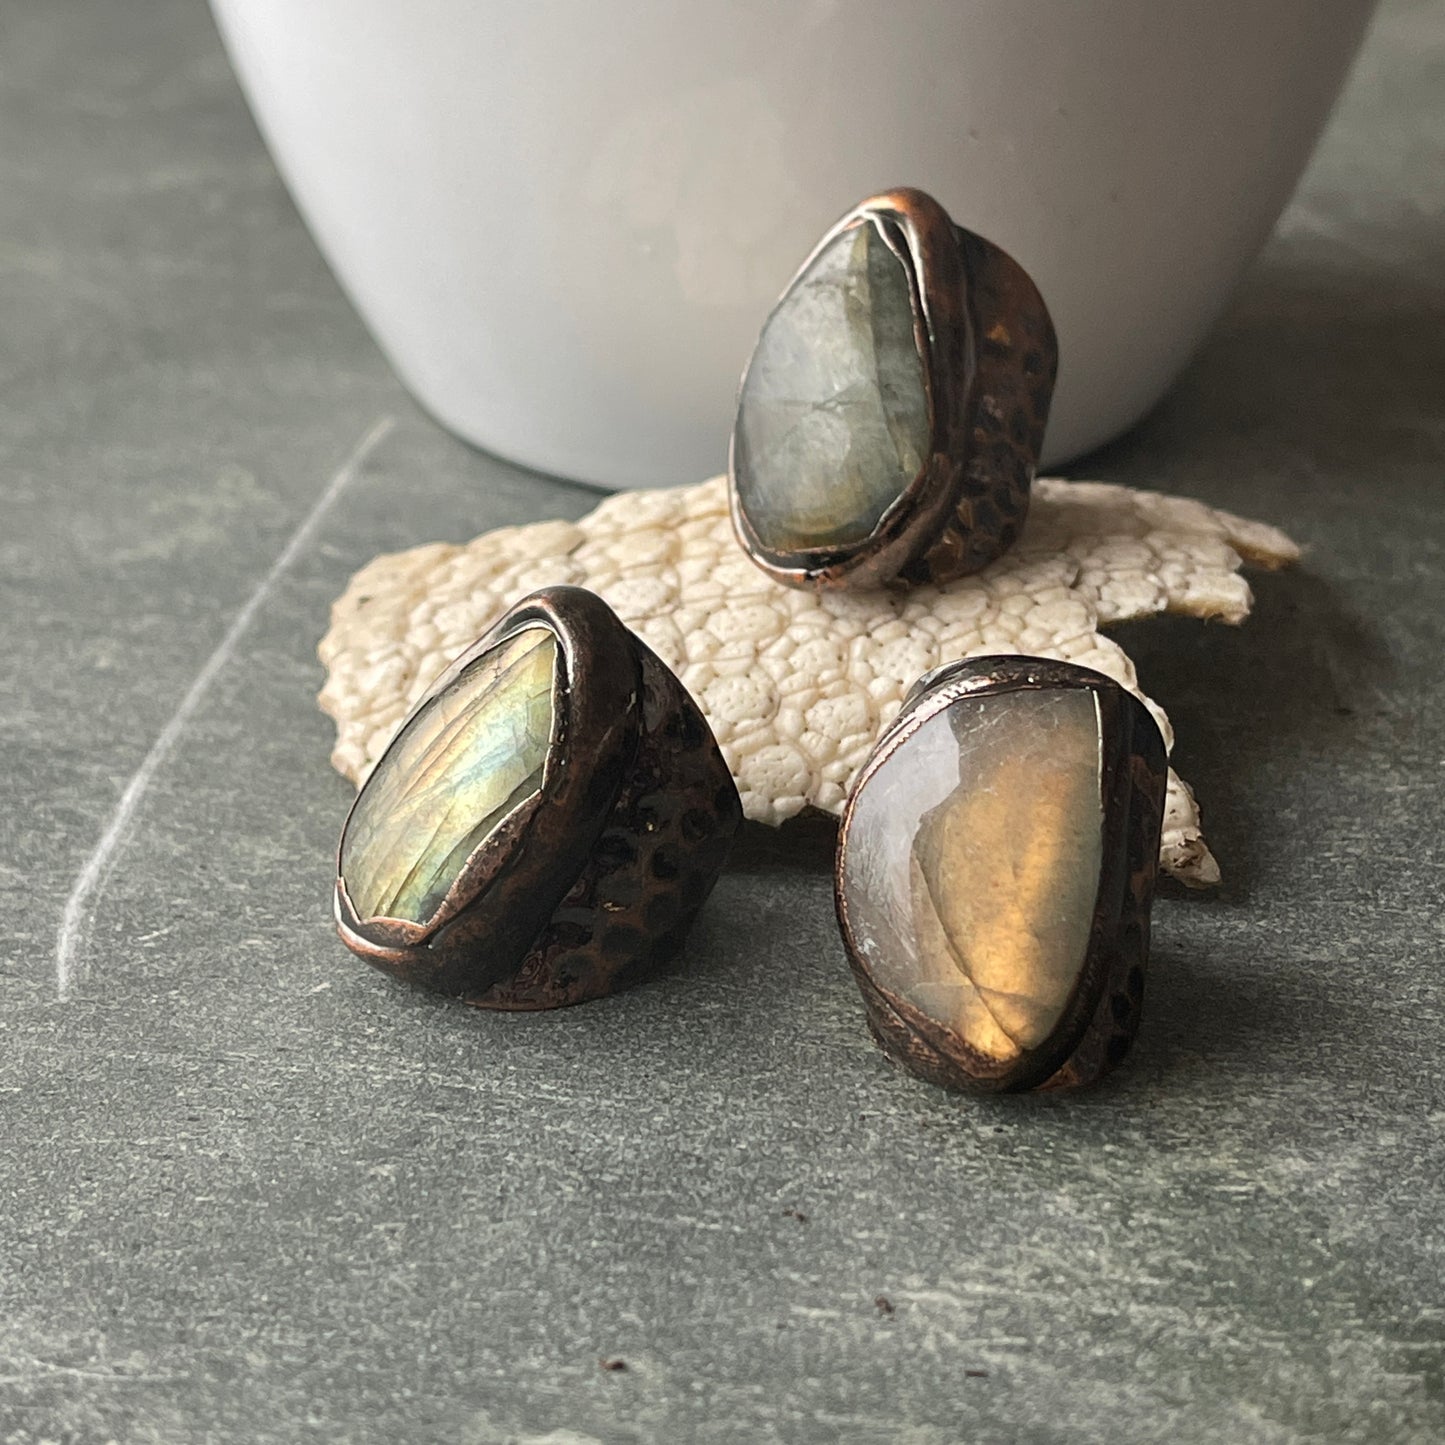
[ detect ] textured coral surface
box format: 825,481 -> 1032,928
319,477 -> 1297,886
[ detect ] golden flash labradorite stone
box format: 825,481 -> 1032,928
844,690 -> 1104,1065
335,586 -> 743,1011
730,188 -> 1057,593
339,627 -> 557,927
836,657 -> 1167,1093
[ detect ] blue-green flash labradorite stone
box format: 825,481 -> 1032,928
340,627 -> 558,927
735,219 -> 930,552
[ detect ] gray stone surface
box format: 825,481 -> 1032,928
1,2 -> 1442,1442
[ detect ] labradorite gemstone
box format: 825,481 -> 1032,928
843,689 -> 1104,1064
734,219 -> 930,552
341,627 -> 558,927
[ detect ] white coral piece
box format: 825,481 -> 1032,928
319,476 -> 1298,887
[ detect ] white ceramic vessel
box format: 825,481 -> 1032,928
211,0 -> 1376,489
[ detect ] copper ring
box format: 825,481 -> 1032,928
335,585 -> 742,1009
835,655 -> 1167,1092
730,188 -> 1057,592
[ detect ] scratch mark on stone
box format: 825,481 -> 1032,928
54,414 -> 396,998
2,1357 -> 183,1385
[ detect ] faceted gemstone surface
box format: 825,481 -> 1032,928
734,219 -> 930,552
843,688 -> 1104,1065
341,627 -> 558,927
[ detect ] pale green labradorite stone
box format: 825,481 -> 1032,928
843,689 -> 1104,1064
341,627 -> 558,927
735,220 -> 930,552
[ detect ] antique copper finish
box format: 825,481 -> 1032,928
834,656 -> 1167,1092
335,585 -> 742,1009
730,187 -> 1057,592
